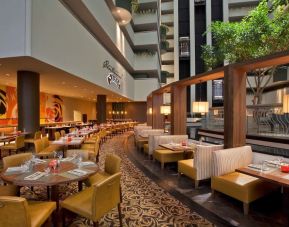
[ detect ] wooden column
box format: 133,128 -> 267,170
224,66 -> 247,148
171,85 -> 187,135
147,96 -> 152,126
17,71 -> 40,134
97,95 -> 106,124
152,93 -> 164,129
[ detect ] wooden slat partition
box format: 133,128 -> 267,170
147,96 -> 152,126
152,93 -> 164,129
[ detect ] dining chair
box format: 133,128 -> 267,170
0,185 -> 17,196
81,136 -> 101,162
66,149 -> 89,161
85,153 -> 121,186
60,130 -> 66,137
24,131 -> 42,145
3,153 -> 33,169
54,131 -> 61,140
61,172 -> 122,227
1,135 -> 25,156
0,196 -> 56,227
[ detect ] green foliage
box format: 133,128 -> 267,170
130,0 -> 139,13
201,0 -> 289,69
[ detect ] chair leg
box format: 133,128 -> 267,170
93,221 -> 99,227
194,180 -> 199,189
62,208 -> 66,227
118,203 -> 122,227
243,202 -> 249,215
161,162 -> 164,169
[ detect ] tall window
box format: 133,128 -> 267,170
179,37 -> 190,57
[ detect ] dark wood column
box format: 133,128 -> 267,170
224,66 -> 247,148
171,85 -> 187,135
17,71 -> 40,134
152,93 -> 164,129
147,96 -> 152,126
97,95 -> 106,124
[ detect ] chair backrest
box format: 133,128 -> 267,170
104,154 -> 121,175
41,136 -> 50,148
140,129 -> 164,138
94,136 -> 101,156
3,153 -> 32,169
34,139 -> 43,153
34,131 -> 42,140
69,128 -> 76,133
60,130 -> 66,137
212,145 -> 253,176
0,196 -> 31,227
0,185 -> 17,196
92,172 -> 121,221
54,132 -> 61,140
15,135 -> 25,148
194,144 -> 224,180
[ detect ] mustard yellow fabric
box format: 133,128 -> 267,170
211,172 -> 279,203
153,149 -> 188,166
2,135 -> 25,150
61,172 -> 121,223
143,143 -> 149,154
54,131 -> 61,140
86,154 -> 121,186
34,137 -> 61,157
0,185 -> 17,196
0,196 -> 56,227
178,159 -> 196,180
3,153 -> 32,169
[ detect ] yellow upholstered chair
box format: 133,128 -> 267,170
0,185 -> 17,196
1,135 -> 25,156
85,154 -> 121,187
60,130 -> 66,137
34,137 -> 62,158
69,127 -> 76,133
0,196 -> 56,227
81,136 -> 101,162
61,172 -> 122,227
54,131 -> 61,140
3,153 -> 32,169
24,131 -> 42,145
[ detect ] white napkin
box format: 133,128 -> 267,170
24,172 -> 46,180
67,169 -> 88,176
6,166 -> 24,173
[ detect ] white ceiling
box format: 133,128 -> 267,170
0,56 -> 131,103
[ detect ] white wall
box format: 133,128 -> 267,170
31,0 -> 135,100
0,0 -> 28,57
134,79 -> 159,101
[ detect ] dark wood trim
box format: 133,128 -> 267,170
147,96 -> 152,126
171,85 -> 186,135
152,93 -> 164,129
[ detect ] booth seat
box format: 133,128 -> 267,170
178,144 -> 223,188
139,129 -> 165,154
153,135 -> 188,169
134,126 -> 152,150
211,146 -> 279,215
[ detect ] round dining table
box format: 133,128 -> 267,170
0,159 -> 98,208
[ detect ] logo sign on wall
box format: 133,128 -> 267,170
103,60 -> 121,89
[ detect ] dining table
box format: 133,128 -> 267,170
159,143 -> 196,159
52,137 -> 85,156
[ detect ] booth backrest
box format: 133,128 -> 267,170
194,144 -> 224,180
212,145 -> 253,176
134,126 -> 152,138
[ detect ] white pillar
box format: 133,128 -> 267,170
206,0 -> 212,107
173,0 -> 179,82
190,0 -> 195,106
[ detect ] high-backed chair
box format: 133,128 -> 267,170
211,146 -> 279,214
0,196 -> 56,227
1,135 -> 25,156
24,131 -> 42,145
81,136 -> 101,162
61,173 -> 122,227
152,135 -> 189,169
141,130 -> 165,156
85,154 -> 121,187
34,137 -> 62,158
0,185 -> 17,196
178,144 -> 224,188
3,153 -> 32,169
54,131 -> 61,141
60,130 -> 66,137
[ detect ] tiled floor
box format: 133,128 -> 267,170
126,136 -> 288,227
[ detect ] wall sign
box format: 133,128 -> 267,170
103,60 -> 121,89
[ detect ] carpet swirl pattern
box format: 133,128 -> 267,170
23,133 -> 213,226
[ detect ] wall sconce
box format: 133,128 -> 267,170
124,111 -> 127,115
109,111 -> 112,115
121,111 -> 124,114
112,111 -> 115,114
283,94 -> 289,113
192,101 -> 209,115
148,107 -> 152,115
160,105 -> 171,115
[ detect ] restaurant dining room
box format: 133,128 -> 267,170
2,0 -> 289,227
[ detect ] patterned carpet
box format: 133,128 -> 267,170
21,132 -> 213,226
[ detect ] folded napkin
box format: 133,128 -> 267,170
32,158 -> 46,164
24,172 -> 46,180
79,161 -> 95,167
6,166 -> 24,173
67,169 -> 88,176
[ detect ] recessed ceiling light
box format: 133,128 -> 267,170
5,73 -> 10,76
61,81 -> 66,84
122,20 -> 126,23
74,85 -> 78,88
117,9 -> 121,13
0,64 -> 2,67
